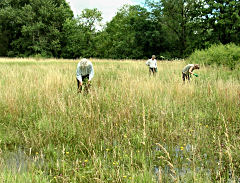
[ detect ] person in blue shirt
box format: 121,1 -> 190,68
76,58 -> 94,93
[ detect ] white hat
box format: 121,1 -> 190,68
80,58 -> 90,68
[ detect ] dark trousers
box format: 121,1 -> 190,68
149,67 -> 157,76
182,72 -> 190,82
77,75 -> 90,93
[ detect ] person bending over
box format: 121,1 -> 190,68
182,64 -> 200,83
76,58 -> 94,93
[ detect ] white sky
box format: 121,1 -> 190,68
66,0 -> 144,24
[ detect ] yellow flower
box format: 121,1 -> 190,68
82,176 -> 85,178
66,152 -> 69,155
206,125 -> 208,128
124,135 -> 127,138
129,177 -> 132,179
113,162 -> 118,165
123,175 -> 127,178
84,160 -> 88,163
35,152 -> 39,155
54,176 -> 57,179
106,149 -> 110,151
180,146 -> 184,151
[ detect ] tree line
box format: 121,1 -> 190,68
0,0 -> 239,59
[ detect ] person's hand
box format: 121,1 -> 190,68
79,82 -> 83,86
88,80 -> 91,84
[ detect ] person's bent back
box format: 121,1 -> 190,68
76,58 -> 94,93
182,64 -> 199,83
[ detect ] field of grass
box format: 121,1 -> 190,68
0,58 -> 239,183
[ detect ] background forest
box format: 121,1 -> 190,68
0,0 -> 240,60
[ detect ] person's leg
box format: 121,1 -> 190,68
182,73 -> 186,83
153,68 -> 156,76
77,78 -> 82,93
77,78 -> 79,89
187,73 -> 190,81
149,68 -> 152,76
82,75 -> 90,93
149,68 -> 154,76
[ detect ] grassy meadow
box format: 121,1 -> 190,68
0,58 -> 239,182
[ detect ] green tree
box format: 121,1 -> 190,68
61,8 -> 103,58
98,5 -> 169,59
77,8 -> 103,57
183,0 -> 240,53
61,18 -> 84,58
147,0 -> 200,58
0,0 -> 73,57
200,0 -> 240,45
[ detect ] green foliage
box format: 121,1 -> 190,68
61,18 -> 84,58
0,0 -> 73,57
61,9 -> 103,58
78,8 -> 102,32
147,0 -> 199,58
189,0 -> 240,48
203,0 -> 240,45
188,44 -> 240,70
98,5 -> 169,59
0,0 -> 240,59
147,0 -> 240,58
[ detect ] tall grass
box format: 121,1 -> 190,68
0,58 -> 239,182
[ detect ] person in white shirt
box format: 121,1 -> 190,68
146,55 -> 157,76
76,58 -> 94,93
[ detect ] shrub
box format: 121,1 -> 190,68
188,44 -> 240,70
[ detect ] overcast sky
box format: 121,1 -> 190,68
66,0 -> 145,24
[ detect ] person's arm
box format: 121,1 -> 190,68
189,66 -> 194,75
88,64 -> 94,81
146,60 -> 149,66
155,60 -> 157,68
76,64 -> 82,84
